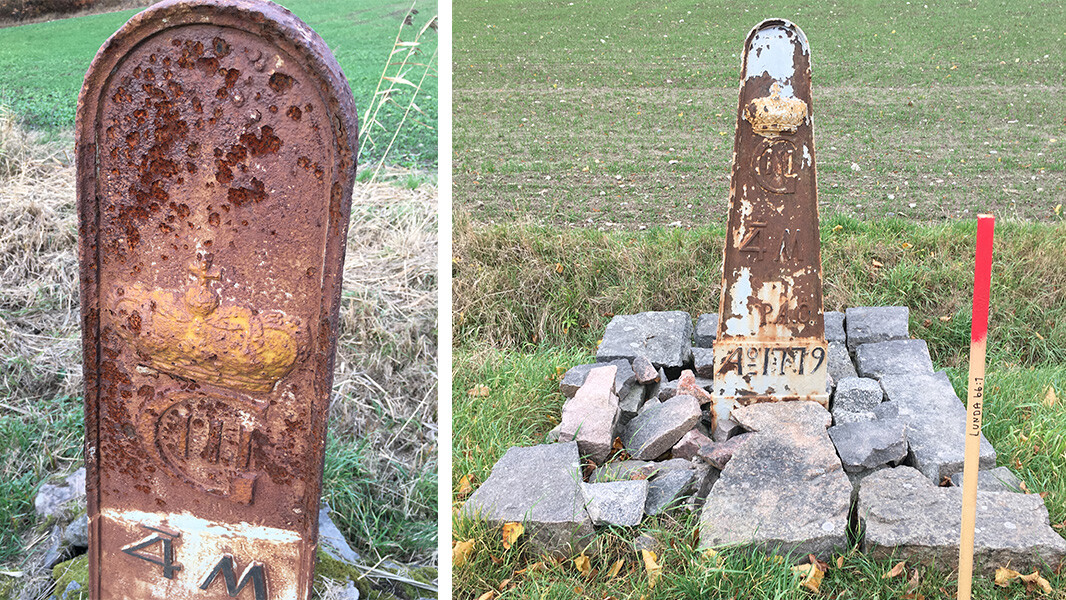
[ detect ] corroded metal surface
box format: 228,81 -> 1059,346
76,1 -> 357,599
712,20 -> 828,408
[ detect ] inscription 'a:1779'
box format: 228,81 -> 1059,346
717,345 -> 826,378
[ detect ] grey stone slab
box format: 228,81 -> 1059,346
732,401 -> 833,436
828,418 -> 908,472
949,466 -> 1024,493
691,461 -> 720,505
694,313 -> 719,348
645,469 -> 695,516
676,370 -> 713,406
832,377 -> 884,413
827,341 -> 858,382
462,442 -> 593,555
35,467 -> 86,519
845,306 -> 909,352
858,466 -> 1066,573
319,506 -> 361,563
855,339 -> 934,380
657,375 -> 712,401
699,424 -> 851,559
597,311 -> 693,368
880,371 -> 996,483
825,311 -> 846,343
619,385 -> 646,423
63,514 -> 89,549
558,365 -> 620,463
581,480 -> 648,527
692,347 -> 715,378
623,394 -> 702,460
612,359 -> 637,398
632,355 -> 659,385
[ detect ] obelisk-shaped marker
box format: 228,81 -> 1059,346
76,1 -> 357,599
711,20 -> 828,409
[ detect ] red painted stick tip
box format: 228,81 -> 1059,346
971,215 -> 995,344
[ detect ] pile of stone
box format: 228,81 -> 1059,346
461,307 -> 1066,571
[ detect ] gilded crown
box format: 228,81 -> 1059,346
111,255 -> 309,393
745,82 -> 807,137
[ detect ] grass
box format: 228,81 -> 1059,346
0,112 -> 437,595
454,0 -> 1065,226
452,214 -> 1066,598
0,0 -> 438,169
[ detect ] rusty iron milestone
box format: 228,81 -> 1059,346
75,1 -> 358,599
712,19 -> 828,410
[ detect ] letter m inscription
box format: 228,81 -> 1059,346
199,555 -> 268,600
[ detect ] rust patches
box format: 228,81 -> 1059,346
240,125 -> 281,155
285,105 -> 302,121
268,71 -> 294,94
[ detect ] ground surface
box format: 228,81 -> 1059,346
0,0 -> 439,169
454,0 -> 1065,227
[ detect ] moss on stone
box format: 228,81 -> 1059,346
51,555 -> 89,600
314,549 -> 401,600
397,566 -> 437,599
0,577 -> 18,600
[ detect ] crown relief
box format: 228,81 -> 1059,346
111,255 -> 310,393
745,82 -> 808,137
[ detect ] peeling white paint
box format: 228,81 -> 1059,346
103,509 -> 302,543
723,267 -> 754,336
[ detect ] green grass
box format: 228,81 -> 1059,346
452,217 -> 1066,598
454,0 -> 1066,225
0,0 -> 438,169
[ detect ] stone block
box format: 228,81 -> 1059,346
828,418 -> 908,472
591,460 -> 656,483
855,339 -> 934,380
949,466 -> 1024,493
692,347 -> 715,378
858,466 -> 1066,573
581,480 -> 648,527
732,401 -> 833,435
824,311 -> 846,343
827,341 -> 858,382
832,377 -> 884,413
697,432 -> 755,470
632,355 -> 659,384
597,311 -> 693,368
845,306 -> 909,352
619,385 -> 645,423
880,372 -> 996,482
694,313 -> 719,348
699,416 -> 850,559
672,428 -> 712,460
558,365 -> 619,463
623,395 -> 702,460
35,468 -> 86,519
645,469 -> 695,516
462,442 -> 593,555
832,410 -> 876,425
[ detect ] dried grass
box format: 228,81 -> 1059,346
0,110 -> 437,569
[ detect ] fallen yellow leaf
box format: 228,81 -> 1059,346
792,563 -> 825,593
501,522 -> 524,550
884,560 -> 906,579
939,315 -> 952,322
453,539 -> 475,567
574,554 -> 591,577
607,559 -> 625,578
1035,331 -> 1045,341
833,225 -> 843,232
514,561 -> 545,575
1044,386 -> 1058,408
995,567 -> 1053,594
836,556 -> 844,569
456,473 -> 474,498
641,549 -> 662,588
476,592 -> 495,600
555,263 -> 564,274
901,242 -> 913,249
702,548 -> 724,567
467,385 -> 490,397
1056,203 -> 1063,216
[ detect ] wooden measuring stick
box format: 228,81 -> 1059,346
957,214 -> 995,600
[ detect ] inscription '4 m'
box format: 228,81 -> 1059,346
738,222 -> 800,263
120,525 -> 267,600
